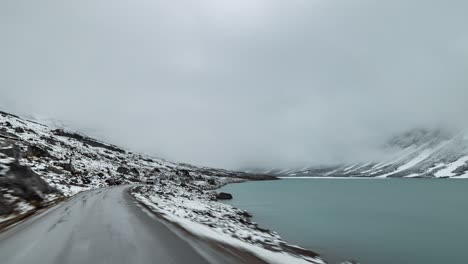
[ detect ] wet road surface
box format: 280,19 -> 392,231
0,186 -> 238,264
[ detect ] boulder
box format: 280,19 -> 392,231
106,178 -> 123,186
81,177 -> 92,184
207,178 -> 216,185
216,192 -> 233,200
40,136 -> 58,146
176,169 -> 191,177
117,166 -> 129,174
26,145 -> 50,158
57,162 -> 75,174
46,165 -> 64,175
130,168 -> 140,176
14,127 -> 24,133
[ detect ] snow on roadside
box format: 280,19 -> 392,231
132,181 -> 326,264
163,213 -> 322,264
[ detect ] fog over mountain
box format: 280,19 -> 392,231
1,0 -> 468,169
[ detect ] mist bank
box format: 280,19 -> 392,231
253,128 -> 468,179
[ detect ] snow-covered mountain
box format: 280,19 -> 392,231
254,129 -> 468,178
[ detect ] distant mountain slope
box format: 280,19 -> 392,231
255,129 -> 468,178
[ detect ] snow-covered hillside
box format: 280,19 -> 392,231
0,110 -> 273,217
256,129 -> 468,178
0,110 -> 330,264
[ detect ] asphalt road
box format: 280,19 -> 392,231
0,186 -> 240,264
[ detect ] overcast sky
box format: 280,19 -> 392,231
1,0 -> 468,169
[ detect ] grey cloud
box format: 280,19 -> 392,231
1,0 -> 467,169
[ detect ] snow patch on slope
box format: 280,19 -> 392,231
377,148 -> 437,178
434,156 -> 468,178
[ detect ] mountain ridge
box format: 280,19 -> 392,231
251,128 -> 468,178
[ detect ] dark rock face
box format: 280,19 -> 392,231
2,163 -> 56,201
216,192 -> 233,200
453,163 -> 468,175
0,111 -> 20,119
52,129 -> 125,154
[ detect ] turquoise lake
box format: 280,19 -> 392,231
220,178 -> 468,264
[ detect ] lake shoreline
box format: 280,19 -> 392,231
131,178 -> 335,264
222,178 -> 468,264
